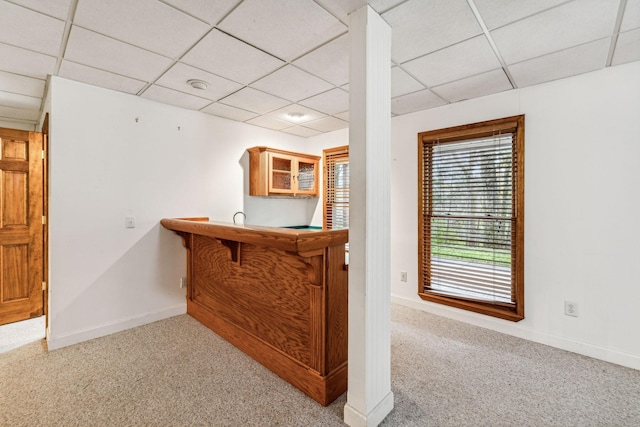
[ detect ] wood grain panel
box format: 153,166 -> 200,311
2,171 -> 28,227
326,245 -> 348,371
1,244 -> 29,302
1,139 -> 27,161
192,235 -> 312,365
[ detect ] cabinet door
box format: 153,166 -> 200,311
268,153 -> 295,194
295,159 -> 318,195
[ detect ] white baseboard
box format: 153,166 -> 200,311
344,391 -> 394,427
46,304 -> 186,351
391,296 -> 640,371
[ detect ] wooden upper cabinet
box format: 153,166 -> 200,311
248,146 -> 320,197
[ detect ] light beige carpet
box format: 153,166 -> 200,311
1,304 -> 639,426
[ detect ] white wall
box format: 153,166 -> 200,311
309,61 -> 640,370
47,76 -> 318,349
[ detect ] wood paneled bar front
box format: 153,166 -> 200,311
160,218 -> 348,406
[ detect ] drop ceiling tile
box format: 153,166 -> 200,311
474,0 -> 569,30
299,88 -> 348,115
0,1 -> 65,56
293,34 -> 349,86
162,0 -> 242,25
335,111 -> 349,121
65,26 -> 172,81
74,0 -> 209,58
10,0 -> 72,20
0,105 -> 39,121
0,43 -> 56,79
156,63 -> 243,101
218,0 -> 346,61
621,0 -> 640,32
313,0 -> 368,24
58,61 -> 147,94
369,0 -> 407,14
0,71 -> 45,97
0,90 -> 41,110
251,65 -> 334,102
382,0 -> 482,63
302,116 -> 349,132
612,28 -> 640,65
141,85 -> 212,110
509,38 -> 610,88
491,0 -> 619,65
281,125 -> 322,138
182,29 -> 284,85
403,36 -> 501,88
432,69 -> 512,103
201,102 -> 258,122
390,89 -> 447,115
266,104 -> 327,125
218,87 -> 289,114
391,67 -> 425,98
246,116 -> 291,131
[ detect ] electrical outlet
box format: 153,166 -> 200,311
565,301 -> 578,317
180,277 -> 187,289
400,271 -> 407,282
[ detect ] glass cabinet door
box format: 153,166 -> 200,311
296,160 -> 316,193
268,153 -> 295,193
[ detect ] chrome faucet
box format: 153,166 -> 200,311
233,211 -> 246,224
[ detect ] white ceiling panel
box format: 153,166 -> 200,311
181,29 -> 284,85
313,0 -> 367,24
369,0 -> 407,14
218,0 -> 346,61
0,43 -> 56,79
473,0 -> 570,30
0,71 -> 45,98
141,85 -> 212,110
432,69 -> 512,103
612,28 -> 640,66
334,111 -> 349,121
0,105 -> 40,121
58,61 -> 147,94
156,63 -> 243,101
0,90 -> 41,110
281,125 -> 322,138
491,0 -> 619,65
64,27 -> 173,81
382,0 -> 482,63
509,38 -> 610,88
200,102 -> 258,122
219,87 -> 289,114
162,0 -> 242,25
246,115 -> 291,131
9,0 -> 72,20
0,1 -> 65,56
251,65 -> 334,102
402,36 -> 500,88
621,0 -> 640,32
293,34 -> 349,86
298,88 -> 348,115
391,67 -> 425,98
390,89 -> 446,115
302,116 -> 348,132
266,104 -> 327,125
74,0 -> 209,59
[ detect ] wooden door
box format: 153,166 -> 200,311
0,128 -> 43,325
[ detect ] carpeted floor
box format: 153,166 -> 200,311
1,304 -> 639,426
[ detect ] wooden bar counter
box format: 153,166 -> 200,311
160,218 -> 348,405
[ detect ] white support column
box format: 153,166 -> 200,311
344,5 -> 393,427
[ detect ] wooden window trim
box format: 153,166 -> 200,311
323,145 -> 349,230
418,115 -> 525,322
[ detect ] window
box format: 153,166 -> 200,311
323,146 -> 349,230
418,116 -> 524,321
